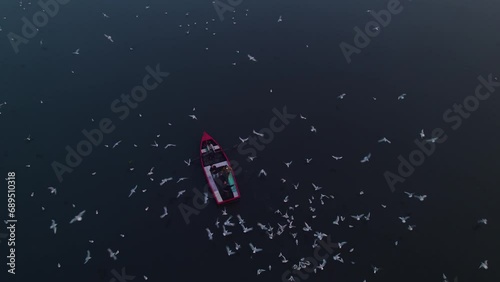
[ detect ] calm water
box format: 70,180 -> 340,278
0,0 -> 499,281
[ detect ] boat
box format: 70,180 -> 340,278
200,132 -> 241,204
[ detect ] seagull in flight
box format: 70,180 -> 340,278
397,93 -> 406,100
420,129 -> 425,138
107,248 -> 119,260
84,250 -> 91,264
284,161 -> 293,168
332,155 -> 343,160
305,158 -> 312,163
378,137 -> 391,144
188,114 -> 197,120
48,186 -> 57,195
104,34 -> 114,43
160,206 -> 168,218
50,219 -> 57,234
184,159 -> 191,166
177,190 -> 186,198
258,169 -> 267,177
300,114 -> 307,120
404,191 -> 414,198
151,140 -> 159,147
239,137 -> 249,143
102,12 -> 109,18
310,125 -> 317,133
164,144 -> 176,149
72,48 -> 80,55
479,260 -> 488,270
249,243 -> 263,253
312,183 -> 322,191
351,214 -> 364,221
176,177 -> 188,183
303,222 -> 312,232
277,15 -> 282,22
426,137 -> 438,143
221,207 -> 228,216
360,153 -> 371,163
128,185 -> 137,197
206,228 -> 214,240
477,218 -> 488,225
112,140 -> 122,149
253,129 -> 264,137
399,216 -> 410,223
69,210 -> 86,224
226,246 -> 235,256
247,54 -> 257,62
338,93 -> 346,99
415,194 -> 427,201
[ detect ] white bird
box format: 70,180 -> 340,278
160,206 -> 168,218
247,54 -> 257,62
399,216 -> 410,223
332,155 -> 343,160
312,183 -> 322,191
128,185 -> 137,197
69,210 -> 86,224
316,259 -> 327,271
284,161 -> 293,168
177,190 -> 186,198
164,144 -> 176,148
279,252 -> 288,263
404,191 -> 414,198
253,129 -> 264,137
300,114 -> 307,120
107,248 -> 119,260
338,93 -> 346,99
258,169 -> 267,177
257,269 -> 266,275
351,214 -> 364,221
160,177 -> 173,186
248,156 -> 256,162
415,194 -> 427,201
72,48 -> 80,55
420,129 -> 425,138
426,137 -> 438,143
48,186 -> 57,195
226,246 -> 235,256
360,153 -> 371,163
215,218 -> 220,229
372,265 -> 381,273
239,137 -> 249,143
176,177 -> 188,183
332,216 -> 340,225
104,34 -> 114,42
188,114 -> 197,120
303,222 -> 312,232
221,207 -> 227,216
332,253 -> 344,263
305,158 -> 312,163
147,167 -> 154,176
310,126 -> 317,133
184,159 -> 191,166
151,140 -> 159,147
479,260 -> 488,270
112,140 -> 122,149
102,12 -> 109,18
408,225 -> 416,231
277,15 -> 282,22
84,250 -> 91,264
378,137 -> 391,144
478,218 -> 488,225
206,228 -> 213,240
222,225 -> 232,236
49,219 -> 57,234
249,243 -> 263,253
234,242 -> 241,250
293,182 -> 299,190
397,93 -> 406,100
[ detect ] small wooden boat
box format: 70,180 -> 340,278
200,132 -> 241,204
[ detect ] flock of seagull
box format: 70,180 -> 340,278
2,3 -> 493,282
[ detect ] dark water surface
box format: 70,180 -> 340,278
0,0 -> 499,281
